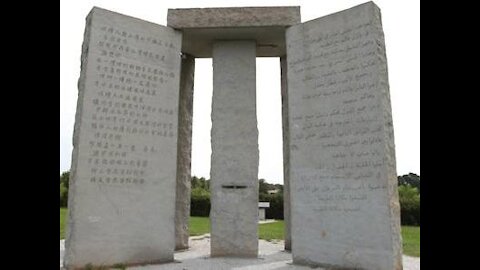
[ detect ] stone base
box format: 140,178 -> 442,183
60,237 -> 421,270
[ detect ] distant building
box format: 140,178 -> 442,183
258,202 -> 270,221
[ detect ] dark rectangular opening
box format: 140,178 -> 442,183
221,185 -> 248,189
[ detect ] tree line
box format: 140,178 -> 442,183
60,172 -> 420,225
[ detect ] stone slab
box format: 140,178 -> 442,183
175,55 -> 194,250
210,41 -> 259,257
280,56 -> 292,251
167,7 -> 301,57
64,7 -> 182,268
286,2 -> 402,269
167,6 -> 300,28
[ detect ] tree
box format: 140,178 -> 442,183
191,176 -> 200,189
191,176 -> 209,190
259,179 -> 269,194
60,171 -> 70,207
60,171 -> 70,189
398,185 -> 420,225
398,173 -> 420,191
205,179 -> 210,190
274,184 -> 284,193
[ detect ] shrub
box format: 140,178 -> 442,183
189,186 -> 285,219
60,182 -> 68,207
398,185 -> 420,225
190,187 -> 210,217
60,171 -> 70,207
259,193 -> 284,220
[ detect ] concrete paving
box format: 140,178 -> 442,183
61,235 -> 420,269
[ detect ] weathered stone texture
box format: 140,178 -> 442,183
175,54 -> 195,250
167,6 -> 300,28
210,41 -> 259,257
65,7 -> 182,268
286,2 -> 402,269
166,6 -> 301,57
280,56 -> 291,251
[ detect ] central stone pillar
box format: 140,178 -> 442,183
210,40 -> 259,257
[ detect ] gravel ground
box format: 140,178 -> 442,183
61,235 -> 419,269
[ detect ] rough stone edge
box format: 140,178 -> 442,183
63,7 -> 95,269
167,6 -> 300,29
280,56 -> 291,252
371,3 -> 404,270
175,54 -> 195,251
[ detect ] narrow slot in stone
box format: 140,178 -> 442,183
221,185 -> 248,189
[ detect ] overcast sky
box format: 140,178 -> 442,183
60,0 -> 419,184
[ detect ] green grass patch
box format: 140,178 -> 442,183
60,210 -> 419,257
60,207 -> 68,239
189,216 -> 210,236
186,217 -> 420,257
401,226 -> 420,257
259,221 -> 284,241
189,217 -> 285,240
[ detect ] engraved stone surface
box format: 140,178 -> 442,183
64,7 -> 182,268
175,54 -> 194,250
210,41 -> 259,257
166,7 -> 300,57
286,2 -> 402,269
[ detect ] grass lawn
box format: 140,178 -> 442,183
259,220 -> 284,241
188,217 -> 285,240
401,226 -> 420,257
189,216 -> 210,236
60,208 -> 67,239
60,210 -> 419,257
